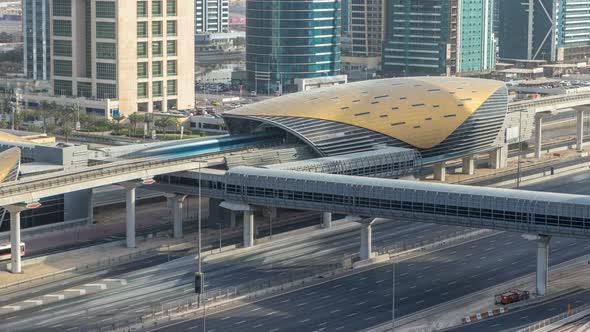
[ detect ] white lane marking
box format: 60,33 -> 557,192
490,324 -> 501,328
416,300 -> 425,304
349,287 -> 358,291
266,311 -> 276,316
376,279 -> 386,284
188,326 -> 199,330
84,283 -> 107,290
65,289 -> 86,295
251,307 -> 261,312
300,318 -> 311,323
1,305 -> 20,311
296,302 -> 307,307
44,294 -> 65,300
269,329 -> 280,332
23,300 -> 43,305
221,316 -> 231,321
521,316 -> 529,319
330,309 -> 341,314
346,312 -> 358,317
364,316 -> 376,321
253,324 -> 264,328
448,281 -> 457,285
103,278 -> 127,285
280,299 -> 290,303
235,320 -> 246,325
356,301 -> 367,306
372,304 -> 384,309
332,284 -> 343,289
321,295 -> 331,299
306,292 -> 316,296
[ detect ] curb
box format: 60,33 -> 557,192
462,307 -> 508,324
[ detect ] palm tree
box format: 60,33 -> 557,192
175,118 -> 183,139
155,116 -> 173,137
35,101 -> 51,133
56,105 -> 77,143
111,114 -> 125,135
128,112 -> 142,136
0,95 -> 10,128
143,113 -> 154,139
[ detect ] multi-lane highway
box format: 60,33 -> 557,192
0,218 -> 468,331
446,289 -> 590,332
145,171 -> 590,332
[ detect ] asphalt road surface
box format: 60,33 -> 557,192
147,172 -> 590,332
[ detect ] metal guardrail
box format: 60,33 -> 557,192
515,302 -> 590,332
0,217 -> 89,243
79,228 -> 493,332
508,92 -> 590,111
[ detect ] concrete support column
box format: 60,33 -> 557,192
120,184 -> 139,249
87,189 -> 94,225
489,145 -> 508,169
243,210 -> 254,248
167,194 -> 187,239
230,211 -> 237,228
462,156 -> 475,175
322,212 -> 332,229
360,220 -> 374,260
6,205 -> 25,274
535,115 -> 544,158
536,235 -> 551,296
432,162 -> 446,182
577,110 -> 585,152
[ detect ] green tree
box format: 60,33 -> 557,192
111,114 -> 125,135
143,113 -> 154,138
34,101 -> 52,133
155,116 -> 173,136
55,105 -> 77,143
128,112 -> 142,136
0,95 -> 10,127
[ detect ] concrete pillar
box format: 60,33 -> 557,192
577,110 -> 585,152
536,235 -> 551,296
230,211 -> 237,228
432,162 -> 446,181
322,212 -> 333,229
360,220 -> 374,260
489,145 -> 508,169
167,195 -> 186,239
6,205 -> 25,273
462,156 -> 475,175
535,115 -> 544,158
88,189 -> 94,225
125,185 -> 137,248
243,210 -> 254,248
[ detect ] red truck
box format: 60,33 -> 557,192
494,290 -> 530,305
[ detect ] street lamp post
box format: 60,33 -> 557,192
517,110 -> 524,189
392,262 -> 396,331
216,223 -> 222,252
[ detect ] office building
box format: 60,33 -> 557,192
246,0 -> 341,93
341,0 -> 385,80
195,0 -> 229,34
382,0 -> 496,76
23,0 -> 50,81
49,0 -> 195,115
498,0 -> 590,63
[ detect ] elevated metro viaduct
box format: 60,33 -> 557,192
2,77 -> 590,296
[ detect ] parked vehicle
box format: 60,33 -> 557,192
494,290 -> 530,305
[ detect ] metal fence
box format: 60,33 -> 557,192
515,302 -> 590,332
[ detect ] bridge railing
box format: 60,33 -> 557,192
515,302 -> 590,332
508,92 -> 590,111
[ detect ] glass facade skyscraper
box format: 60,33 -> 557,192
246,0 -> 341,93
23,0 -> 50,81
382,0 -> 495,76
498,0 -> 590,62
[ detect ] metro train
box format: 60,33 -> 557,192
0,242 -> 25,261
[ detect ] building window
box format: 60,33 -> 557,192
96,42 -> 116,59
166,21 -> 176,36
137,1 -> 147,17
97,83 -> 116,99
54,80 -> 73,96
53,40 -> 72,57
138,82 -> 148,98
137,42 -> 148,58
137,22 -> 148,38
152,21 -> 162,37
152,61 -> 162,77
53,0 -> 71,17
167,60 -> 176,75
53,20 -> 72,37
96,22 -> 116,39
153,81 -> 163,97
152,1 -> 162,16
152,41 -> 162,57
77,82 -> 92,98
166,40 -> 176,56
167,0 -> 176,16
54,60 -> 72,77
96,62 -> 116,80
168,99 -> 177,111
96,1 -> 115,18
138,62 -> 148,78
138,102 -> 148,112
167,80 -> 177,96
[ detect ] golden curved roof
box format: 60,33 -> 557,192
227,77 -> 506,149
0,147 -> 20,183
0,131 -> 31,143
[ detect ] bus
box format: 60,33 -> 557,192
0,243 -> 25,261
